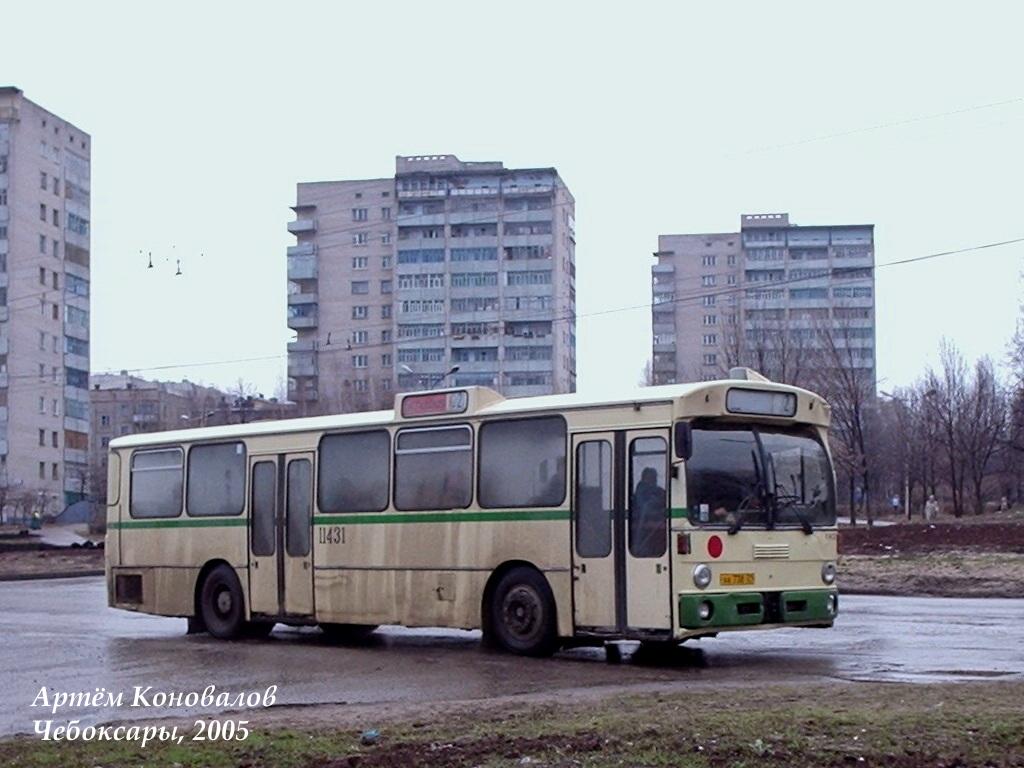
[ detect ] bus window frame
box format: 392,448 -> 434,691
185,441 -> 248,518
317,428 -> 392,514
393,422 -> 474,512
128,446 -> 185,520
476,415 -> 568,510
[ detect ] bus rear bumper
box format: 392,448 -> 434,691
678,589 -> 838,633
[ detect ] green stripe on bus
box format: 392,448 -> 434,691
315,509 -> 571,525
670,507 -> 689,519
110,518 -> 248,530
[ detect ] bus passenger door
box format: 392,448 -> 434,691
247,453 -> 315,619
624,429 -> 672,631
571,433 -> 617,631
281,453 -> 315,616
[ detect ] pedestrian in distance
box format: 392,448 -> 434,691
924,494 -> 939,522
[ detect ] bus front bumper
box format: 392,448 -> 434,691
679,589 -> 838,631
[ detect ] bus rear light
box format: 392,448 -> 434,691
707,535 -> 724,559
677,533 -> 691,555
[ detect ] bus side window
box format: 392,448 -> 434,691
129,448 -> 183,519
479,416 -> 566,508
394,426 -> 472,511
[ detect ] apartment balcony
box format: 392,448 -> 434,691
502,209 -> 553,224
64,416 -> 89,434
449,358 -> 500,372
502,234 -> 553,248
0,405 -> 7,422
288,291 -> 318,306
287,242 -> 316,258
64,447 -> 88,465
288,303 -> 318,329
64,352 -> 89,372
653,282 -> 674,295
287,218 -> 317,234
64,321 -> 89,342
288,355 -> 317,377
0,337 -> 7,355
502,358 -> 554,372
287,254 -> 318,281
0,372 -> 7,388
502,384 -> 551,398
653,341 -> 676,353
397,187 -> 448,199
652,264 -> 675,275
502,183 -> 554,195
398,213 -> 446,227
288,339 -> 317,353
0,438 -> 7,456
0,307 -> 8,323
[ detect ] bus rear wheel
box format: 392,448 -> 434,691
489,567 -> 559,657
199,564 -> 246,640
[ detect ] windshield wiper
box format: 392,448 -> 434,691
774,492 -> 814,535
729,449 -> 769,536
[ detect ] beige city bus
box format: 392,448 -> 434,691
106,369 -> 839,656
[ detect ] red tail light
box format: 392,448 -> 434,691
677,532 -> 691,555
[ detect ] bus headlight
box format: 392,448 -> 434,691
826,593 -> 838,616
698,600 -> 714,620
821,562 -> 837,585
693,564 -> 712,589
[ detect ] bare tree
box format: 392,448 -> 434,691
958,357 -> 1007,514
925,340 -> 969,517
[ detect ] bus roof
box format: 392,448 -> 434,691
108,378 -> 827,450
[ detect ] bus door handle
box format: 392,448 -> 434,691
573,562 -> 587,574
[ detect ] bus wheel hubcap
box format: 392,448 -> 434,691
503,586 -> 540,638
216,589 -> 232,615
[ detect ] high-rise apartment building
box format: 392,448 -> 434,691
0,88 -> 91,514
652,213 -> 874,388
287,154 -> 576,413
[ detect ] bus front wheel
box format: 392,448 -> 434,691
199,565 -> 246,640
488,567 -> 559,657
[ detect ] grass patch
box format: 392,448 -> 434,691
2,682 -> 1023,767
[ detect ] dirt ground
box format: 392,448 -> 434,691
838,518 -> 1024,598
0,548 -> 103,580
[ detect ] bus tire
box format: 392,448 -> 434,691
199,564 -> 246,640
320,623 -> 378,643
489,567 -> 559,657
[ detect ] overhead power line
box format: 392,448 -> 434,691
89,235 -> 1024,379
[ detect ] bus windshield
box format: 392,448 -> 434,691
685,423 -> 835,529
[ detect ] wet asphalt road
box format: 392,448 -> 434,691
2,577 -> 1022,736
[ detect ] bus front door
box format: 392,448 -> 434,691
247,453 -> 315,619
571,430 -> 672,635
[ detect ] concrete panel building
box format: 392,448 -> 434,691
287,154 -> 576,414
652,213 -> 875,388
0,87 -> 91,514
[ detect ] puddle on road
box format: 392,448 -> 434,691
840,667 -> 1019,684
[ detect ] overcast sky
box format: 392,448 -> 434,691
2,2 -> 1022,398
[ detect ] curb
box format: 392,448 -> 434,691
0,569 -> 105,582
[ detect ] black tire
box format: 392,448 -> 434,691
488,567 -> 560,657
320,623 -> 378,643
199,564 -> 246,640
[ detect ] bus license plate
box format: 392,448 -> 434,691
720,572 -> 755,586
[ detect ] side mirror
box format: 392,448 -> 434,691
673,422 -> 692,460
